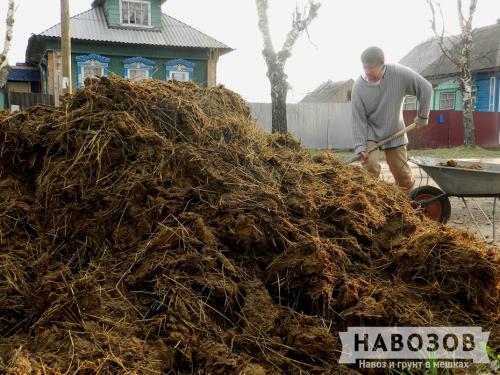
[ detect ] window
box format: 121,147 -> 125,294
489,77 -> 496,112
123,57 -> 155,81
165,59 -> 195,82
83,65 -> 104,80
128,68 -> 149,81
76,54 -> 110,87
439,92 -> 455,110
169,71 -> 189,81
121,0 -> 150,26
403,95 -> 417,110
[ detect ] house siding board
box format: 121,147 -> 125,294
103,0 -> 119,27
42,64 -> 48,94
475,76 -> 490,111
46,40 -> 210,60
190,60 -> 207,87
105,0 -> 162,29
8,82 -> 31,93
207,58 -> 216,87
495,74 -> 500,112
70,55 -> 208,88
456,91 -> 463,111
47,51 -> 55,96
474,73 -> 500,112
102,0 -> 112,23
151,0 -> 161,28
65,44 -> 208,88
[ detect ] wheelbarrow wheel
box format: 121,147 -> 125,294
410,185 -> 451,223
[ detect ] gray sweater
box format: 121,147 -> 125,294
351,63 -> 432,154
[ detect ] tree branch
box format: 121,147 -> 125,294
457,0 -> 477,31
428,0 -> 478,147
0,0 -> 15,88
278,1 -> 320,63
255,0 -> 276,61
427,0 -> 461,66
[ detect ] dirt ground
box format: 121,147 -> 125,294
377,158 -> 500,247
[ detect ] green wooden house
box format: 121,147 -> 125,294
431,80 -> 470,111
25,0 -> 232,103
400,20 -> 500,112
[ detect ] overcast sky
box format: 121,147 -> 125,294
1,0 -> 499,102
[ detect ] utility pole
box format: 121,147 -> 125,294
61,0 -> 72,95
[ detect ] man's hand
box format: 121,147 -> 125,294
415,123 -> 424,130
359,151 -> 368,162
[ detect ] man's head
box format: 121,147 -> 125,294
361,46 -> 385,83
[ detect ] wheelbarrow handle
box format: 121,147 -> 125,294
346,122 -> 417,164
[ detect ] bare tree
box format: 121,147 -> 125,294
0,0 -> 15,89
255,0 -> 320,133
427,0 -> 477,147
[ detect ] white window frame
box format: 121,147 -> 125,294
498,78 -> 500,112
403,95 -> 417,110
439,92 -> 455,110
76,54 -> 110,87
127,67 -> 150,81
489,77 -> 496,112
81,64 -> 104,80
165,59 -> 194,82
169,70 -> 190,82
120,0 -> 151,27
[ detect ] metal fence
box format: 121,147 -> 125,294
248,102 -> 354,150
249,104 -> 500,150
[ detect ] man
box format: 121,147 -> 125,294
351,46 -> 432,191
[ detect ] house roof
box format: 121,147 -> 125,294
30,6 -> 231,53
7,64 -> 40,82
399,37 -> 458,76
300,79 -> 354,103
91,0 -> 167,9
399,20 -> 500,81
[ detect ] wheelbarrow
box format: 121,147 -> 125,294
409,157 -> 500,242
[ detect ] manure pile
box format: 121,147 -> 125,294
0,77 -> 498,374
